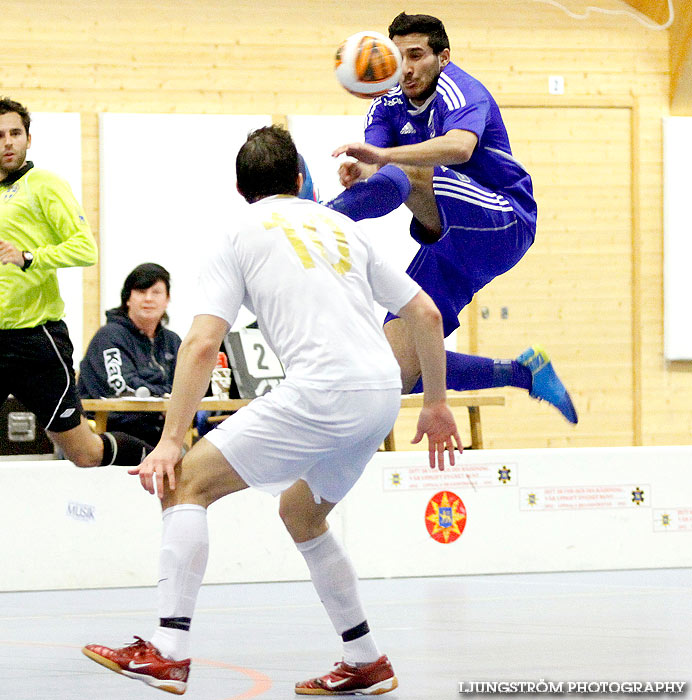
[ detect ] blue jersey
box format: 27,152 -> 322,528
364,61 -> 536,227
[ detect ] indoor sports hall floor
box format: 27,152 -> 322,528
1,568 -> 690,699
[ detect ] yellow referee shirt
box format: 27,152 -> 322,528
0,163 -> 98,330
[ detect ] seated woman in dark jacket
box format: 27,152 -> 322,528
78,263 -> 182,446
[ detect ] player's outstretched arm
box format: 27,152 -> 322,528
397,291 -> 461,470
129,314 -> 229,497
334,130 -> 478,170
333,142 -> 388,165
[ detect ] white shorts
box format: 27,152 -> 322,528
203,380 -> 401,504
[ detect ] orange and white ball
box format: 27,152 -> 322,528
335,31 -> 402,99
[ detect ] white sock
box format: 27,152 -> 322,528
343,635 -> 382,666
296,529 -> 380,665
150,504 -> 209,661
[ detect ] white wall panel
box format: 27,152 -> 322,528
4,446 -> 692,591
663,117 -> 692,360
99,114 -> 271,338
28,113 -> 84,360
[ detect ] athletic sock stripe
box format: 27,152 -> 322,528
160,617 -> 192,631
341,620 -> 370,642
103,432 -> 117,466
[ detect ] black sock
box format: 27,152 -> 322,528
99,431 -> 154,466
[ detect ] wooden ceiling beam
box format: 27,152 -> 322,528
622,0 -> 692,114
668,0 -> 692,114
621,0 -> 670,25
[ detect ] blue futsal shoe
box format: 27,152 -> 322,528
517,345 -> 578,424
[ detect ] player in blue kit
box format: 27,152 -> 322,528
329,12 -> 577,424
297,153 -> 318,201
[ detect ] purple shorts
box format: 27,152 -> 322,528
386,166 -> 536,336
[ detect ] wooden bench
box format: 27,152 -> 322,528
382,392 -> 505,451
80,398 -> 252,434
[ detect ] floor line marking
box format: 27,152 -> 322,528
194,657 -> 273,700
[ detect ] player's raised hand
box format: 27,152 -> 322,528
128,438 -> 181,498
332,142 -> 388,165
411,402 -> 462,471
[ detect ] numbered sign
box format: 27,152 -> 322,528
223,328 -> 285,398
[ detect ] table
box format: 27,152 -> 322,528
80,398 -> 252,433
384,393 -> 505,450
82,392 -> 504,450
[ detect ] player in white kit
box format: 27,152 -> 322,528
83,125 -> 460,696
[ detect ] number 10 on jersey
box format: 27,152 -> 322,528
264,212 -> 352,275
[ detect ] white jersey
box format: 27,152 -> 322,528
197,195 -> 420,390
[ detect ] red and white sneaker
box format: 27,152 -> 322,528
295,655 -> 398,695
82,636 -> 190,695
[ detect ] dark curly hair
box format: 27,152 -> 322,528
388,12 -> 450,54
236,125 -> 300,203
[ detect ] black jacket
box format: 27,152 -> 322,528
78,308 -> 182,443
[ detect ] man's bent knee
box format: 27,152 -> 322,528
66,451 -> 101,468
162,455 -> 212,509
48,423 -> 102,468
395,165 -> 441,235
279,481 -> 334,543
162,438 -> 248,509
280,506 -> 328,543
398,164 -> 434,190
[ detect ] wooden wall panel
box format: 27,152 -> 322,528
475,106 -> 634,449
392,105 -> 635,449
5,0 -> 685,449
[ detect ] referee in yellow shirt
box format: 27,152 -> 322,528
0,97 -> 153,466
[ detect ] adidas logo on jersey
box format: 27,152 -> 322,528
399,122 -> 415,135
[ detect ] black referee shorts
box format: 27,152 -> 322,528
0,320 -> 84,432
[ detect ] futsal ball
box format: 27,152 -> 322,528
335,31 -> 402,99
